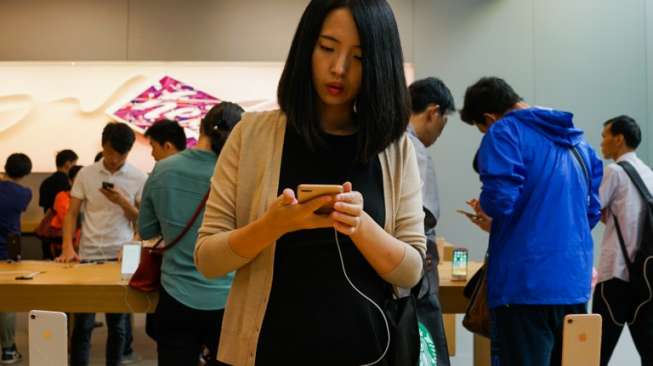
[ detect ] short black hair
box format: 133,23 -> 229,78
460,77 -> 522,126
409,77 -> 455,115
604,115 -> 641,149
144,119 -> 187,152
94,151 -> 103,162
277,0 -> 410,163
201,101 -> 245,156
55,149 -> 78,168
4,153 -> 32,179
101,123 -> 135,154
68,165 -> 83,181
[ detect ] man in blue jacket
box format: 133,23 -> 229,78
460,77 -> 602,366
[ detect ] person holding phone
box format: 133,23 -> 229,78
194,1 -> 425,365
459,77 -> 603,366
55,123 -> 147,366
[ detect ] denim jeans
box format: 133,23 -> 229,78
489,304 -> 586,366
0,313 -> 16,348
123,315 -> 133,356
70,313 -> 128,366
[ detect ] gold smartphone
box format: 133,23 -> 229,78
297,184 -> 343,214
29,311 -> 68,365
561,313 -> 602,366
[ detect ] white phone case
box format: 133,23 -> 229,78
28,310 -> 68,366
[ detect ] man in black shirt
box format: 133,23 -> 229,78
38,149 -> 78,259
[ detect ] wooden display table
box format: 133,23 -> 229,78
0,261 -> 157,313
0,259 -> 489,365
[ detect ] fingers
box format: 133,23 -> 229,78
281,188 -> 297,205
334,221 -> 357,236
333,202 -> 362,216
342,181 -> 352,193
335,191 -> 362,204
55,254 -> 78,263
273,189 -> 297,207
332,211 -> 360,228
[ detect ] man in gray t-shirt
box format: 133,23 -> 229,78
407,77 -> 455,366
56,122 -> 146,366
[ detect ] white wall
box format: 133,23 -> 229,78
414,0 -> 652,262
0,0 -> 413,62
2,0 -> 650,262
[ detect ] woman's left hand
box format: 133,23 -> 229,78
331,182 -> 365,236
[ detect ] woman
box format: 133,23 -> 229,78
49,165 -> 83,258
138,103 -> 244,366
195,1 -> 425,365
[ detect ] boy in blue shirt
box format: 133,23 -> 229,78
0,153 -> 32,364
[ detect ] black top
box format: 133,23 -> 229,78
256,126 -> 389,365
39,171 -> 70,212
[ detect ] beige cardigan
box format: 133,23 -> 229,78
195,110 -> 426,366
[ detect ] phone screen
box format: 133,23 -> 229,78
452,249 -> 468,278
120,243 -> 141,280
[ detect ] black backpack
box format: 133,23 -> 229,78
613,161 -> 653,324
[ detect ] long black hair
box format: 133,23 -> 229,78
200,101 -> 245,156
277,0 -> 410,163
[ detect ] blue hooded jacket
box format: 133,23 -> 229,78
478,107 -> 602,308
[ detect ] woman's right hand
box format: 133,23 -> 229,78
263,188 -> 335,238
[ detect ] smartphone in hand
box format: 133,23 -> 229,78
456,209 -> 480,221
297,184 -> 343,214
102,181 -> 114,190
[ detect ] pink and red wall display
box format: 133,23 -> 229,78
107,76 -> 220,147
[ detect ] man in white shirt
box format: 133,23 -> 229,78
56,122 -> 147,366
594,115 -> 653,366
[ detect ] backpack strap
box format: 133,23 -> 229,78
617,161 -> 653,202
614,161 -> 653,275
570,146 -> 591,206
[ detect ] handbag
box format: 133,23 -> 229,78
129,191 -> 209,292
413,240 -> 445,366
35,209 -> 62,239
462,259 -> 490,338
384,280 -> 422,366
